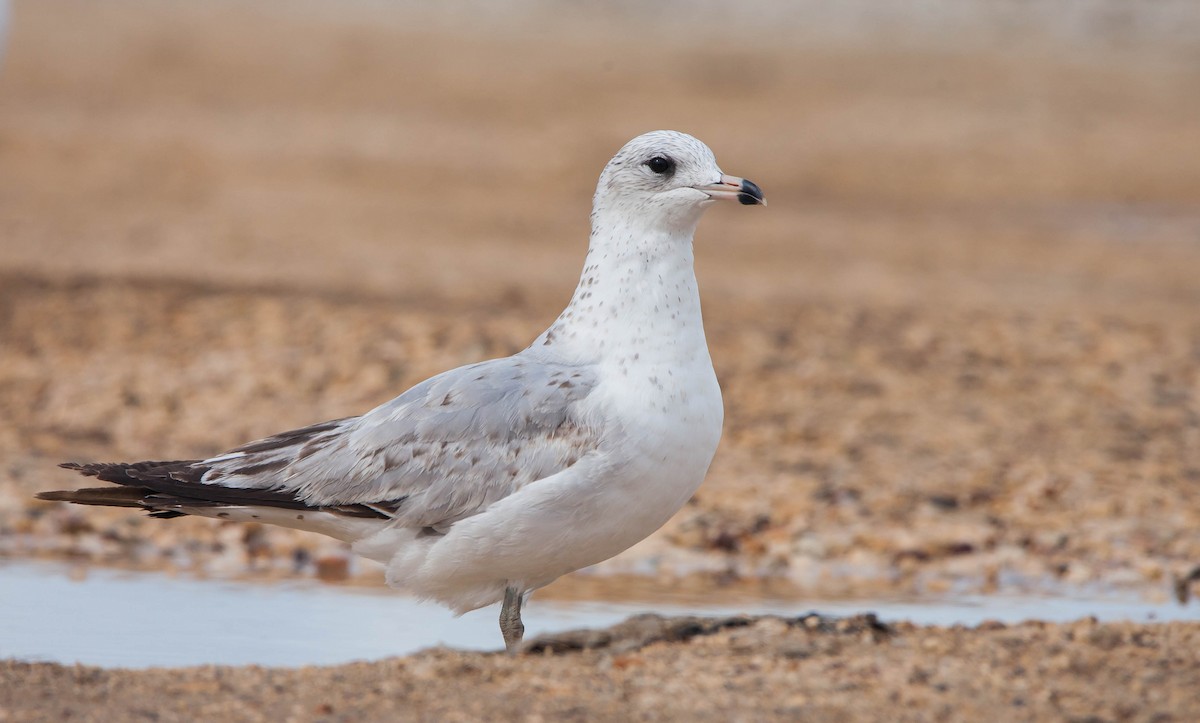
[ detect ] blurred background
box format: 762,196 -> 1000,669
1,1 -> 1199,602
3,0 -> 1199,306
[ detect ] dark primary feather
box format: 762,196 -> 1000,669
42,459 -> 390,519
43,356 -> 600,528
37,485 -> 149,508
199,356 -> 600,528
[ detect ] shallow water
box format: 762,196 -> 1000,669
1,560 -> 1195,668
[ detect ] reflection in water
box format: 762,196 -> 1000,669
1,560 -> 1195,669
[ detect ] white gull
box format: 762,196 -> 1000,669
42,130 -> 766,651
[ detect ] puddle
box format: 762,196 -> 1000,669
1,560 -> 1195,668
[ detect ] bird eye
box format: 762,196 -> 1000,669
645,156 -> 674,175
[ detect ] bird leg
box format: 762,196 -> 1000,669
499,585 -> 525,653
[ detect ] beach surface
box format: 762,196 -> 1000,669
1,1 -> 1199,719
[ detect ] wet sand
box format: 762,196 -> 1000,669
5,615 -> 1200,722
2,0 -> 1200,719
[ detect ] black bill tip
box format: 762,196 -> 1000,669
737,178 -> 765,206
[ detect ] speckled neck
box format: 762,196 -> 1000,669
528,212 -> 710,369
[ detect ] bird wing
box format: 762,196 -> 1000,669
199,354 -> 600,529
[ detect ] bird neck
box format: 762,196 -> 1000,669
529,218 -> 710,368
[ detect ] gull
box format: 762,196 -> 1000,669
40,130 -> 765,651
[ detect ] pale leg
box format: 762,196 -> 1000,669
499,585 -> 525,652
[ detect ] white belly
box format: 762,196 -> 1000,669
364,360 -> 724,614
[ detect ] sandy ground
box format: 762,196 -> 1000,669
3,0 -> 1200,719
5,614 -> 1200,722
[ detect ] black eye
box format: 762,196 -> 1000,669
645,156 -> 674,175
